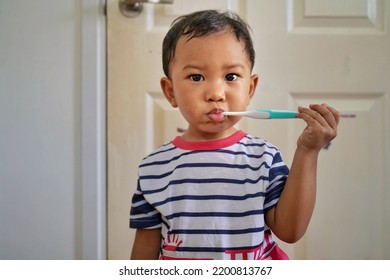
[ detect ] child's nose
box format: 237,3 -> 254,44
205,83 -> 226,102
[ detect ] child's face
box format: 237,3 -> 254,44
161,30 -> 258,141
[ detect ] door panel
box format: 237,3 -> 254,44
291,93 -> 387,259
107,0 -> 390,259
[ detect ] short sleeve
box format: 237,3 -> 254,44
129,179 -> 162,229
264,151 -> 289,211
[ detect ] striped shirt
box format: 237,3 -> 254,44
130,130 -> 289,260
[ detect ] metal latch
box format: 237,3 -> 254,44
119,0 -> 174,17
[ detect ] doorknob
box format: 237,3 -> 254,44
119,0 -> 174,18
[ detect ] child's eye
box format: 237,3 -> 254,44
189,74 -> 204,82
225,73 -> 238,81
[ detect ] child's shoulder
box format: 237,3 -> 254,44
240,133 -> 280,153
141,141 -> 175,161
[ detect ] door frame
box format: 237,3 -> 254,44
81,0 -> 107,260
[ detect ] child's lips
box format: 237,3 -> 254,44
207,109 -> 225,122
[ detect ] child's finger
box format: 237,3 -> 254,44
298,105 -> 329,128
324,104 -> 340,126
297,106 -> 319,126
308,104 -> 338,129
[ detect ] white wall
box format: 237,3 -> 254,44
0,0 -> 105,259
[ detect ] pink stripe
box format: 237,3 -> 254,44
172,130 -> 247,150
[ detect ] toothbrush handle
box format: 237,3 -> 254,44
256,110 -> 297,119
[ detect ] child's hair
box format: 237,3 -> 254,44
162,9 -> 255,78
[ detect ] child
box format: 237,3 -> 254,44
129,10 -> 339,260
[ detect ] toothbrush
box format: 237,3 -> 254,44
222,109 -> 297,119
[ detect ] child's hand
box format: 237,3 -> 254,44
297,104 -> 340,152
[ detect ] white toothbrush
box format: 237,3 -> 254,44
222,109 -> 297,119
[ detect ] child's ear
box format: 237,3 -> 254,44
160,77 -> 178,108
248,74 -> 259,102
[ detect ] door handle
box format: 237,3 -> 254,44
119,0 -> 174,17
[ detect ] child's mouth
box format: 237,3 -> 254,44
207,109 -> 225,122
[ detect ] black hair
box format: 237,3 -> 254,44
162,10 -> 255,77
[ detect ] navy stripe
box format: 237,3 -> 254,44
142,176 -> 269,195
238,140 -> 279,151
152,191 -> 266,207
173,241 -> 265,253
129,215 -> 161,228
243,135 -> 277,147
217,149 -> 274,159
147,144 -> 176,158
130,201 -> 157,216
141,149 -> 275,168
140,150 -> 199,167
172,227 -> 264,235
140,161 -> 271,180
131,192 -> 145,204
165,209 -> 264,220
265,181 -> 285,203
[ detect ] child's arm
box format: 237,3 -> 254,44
130,228 -> 161,259
266,104 -> 340,243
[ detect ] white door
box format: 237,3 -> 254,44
107,0 -> 390,259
